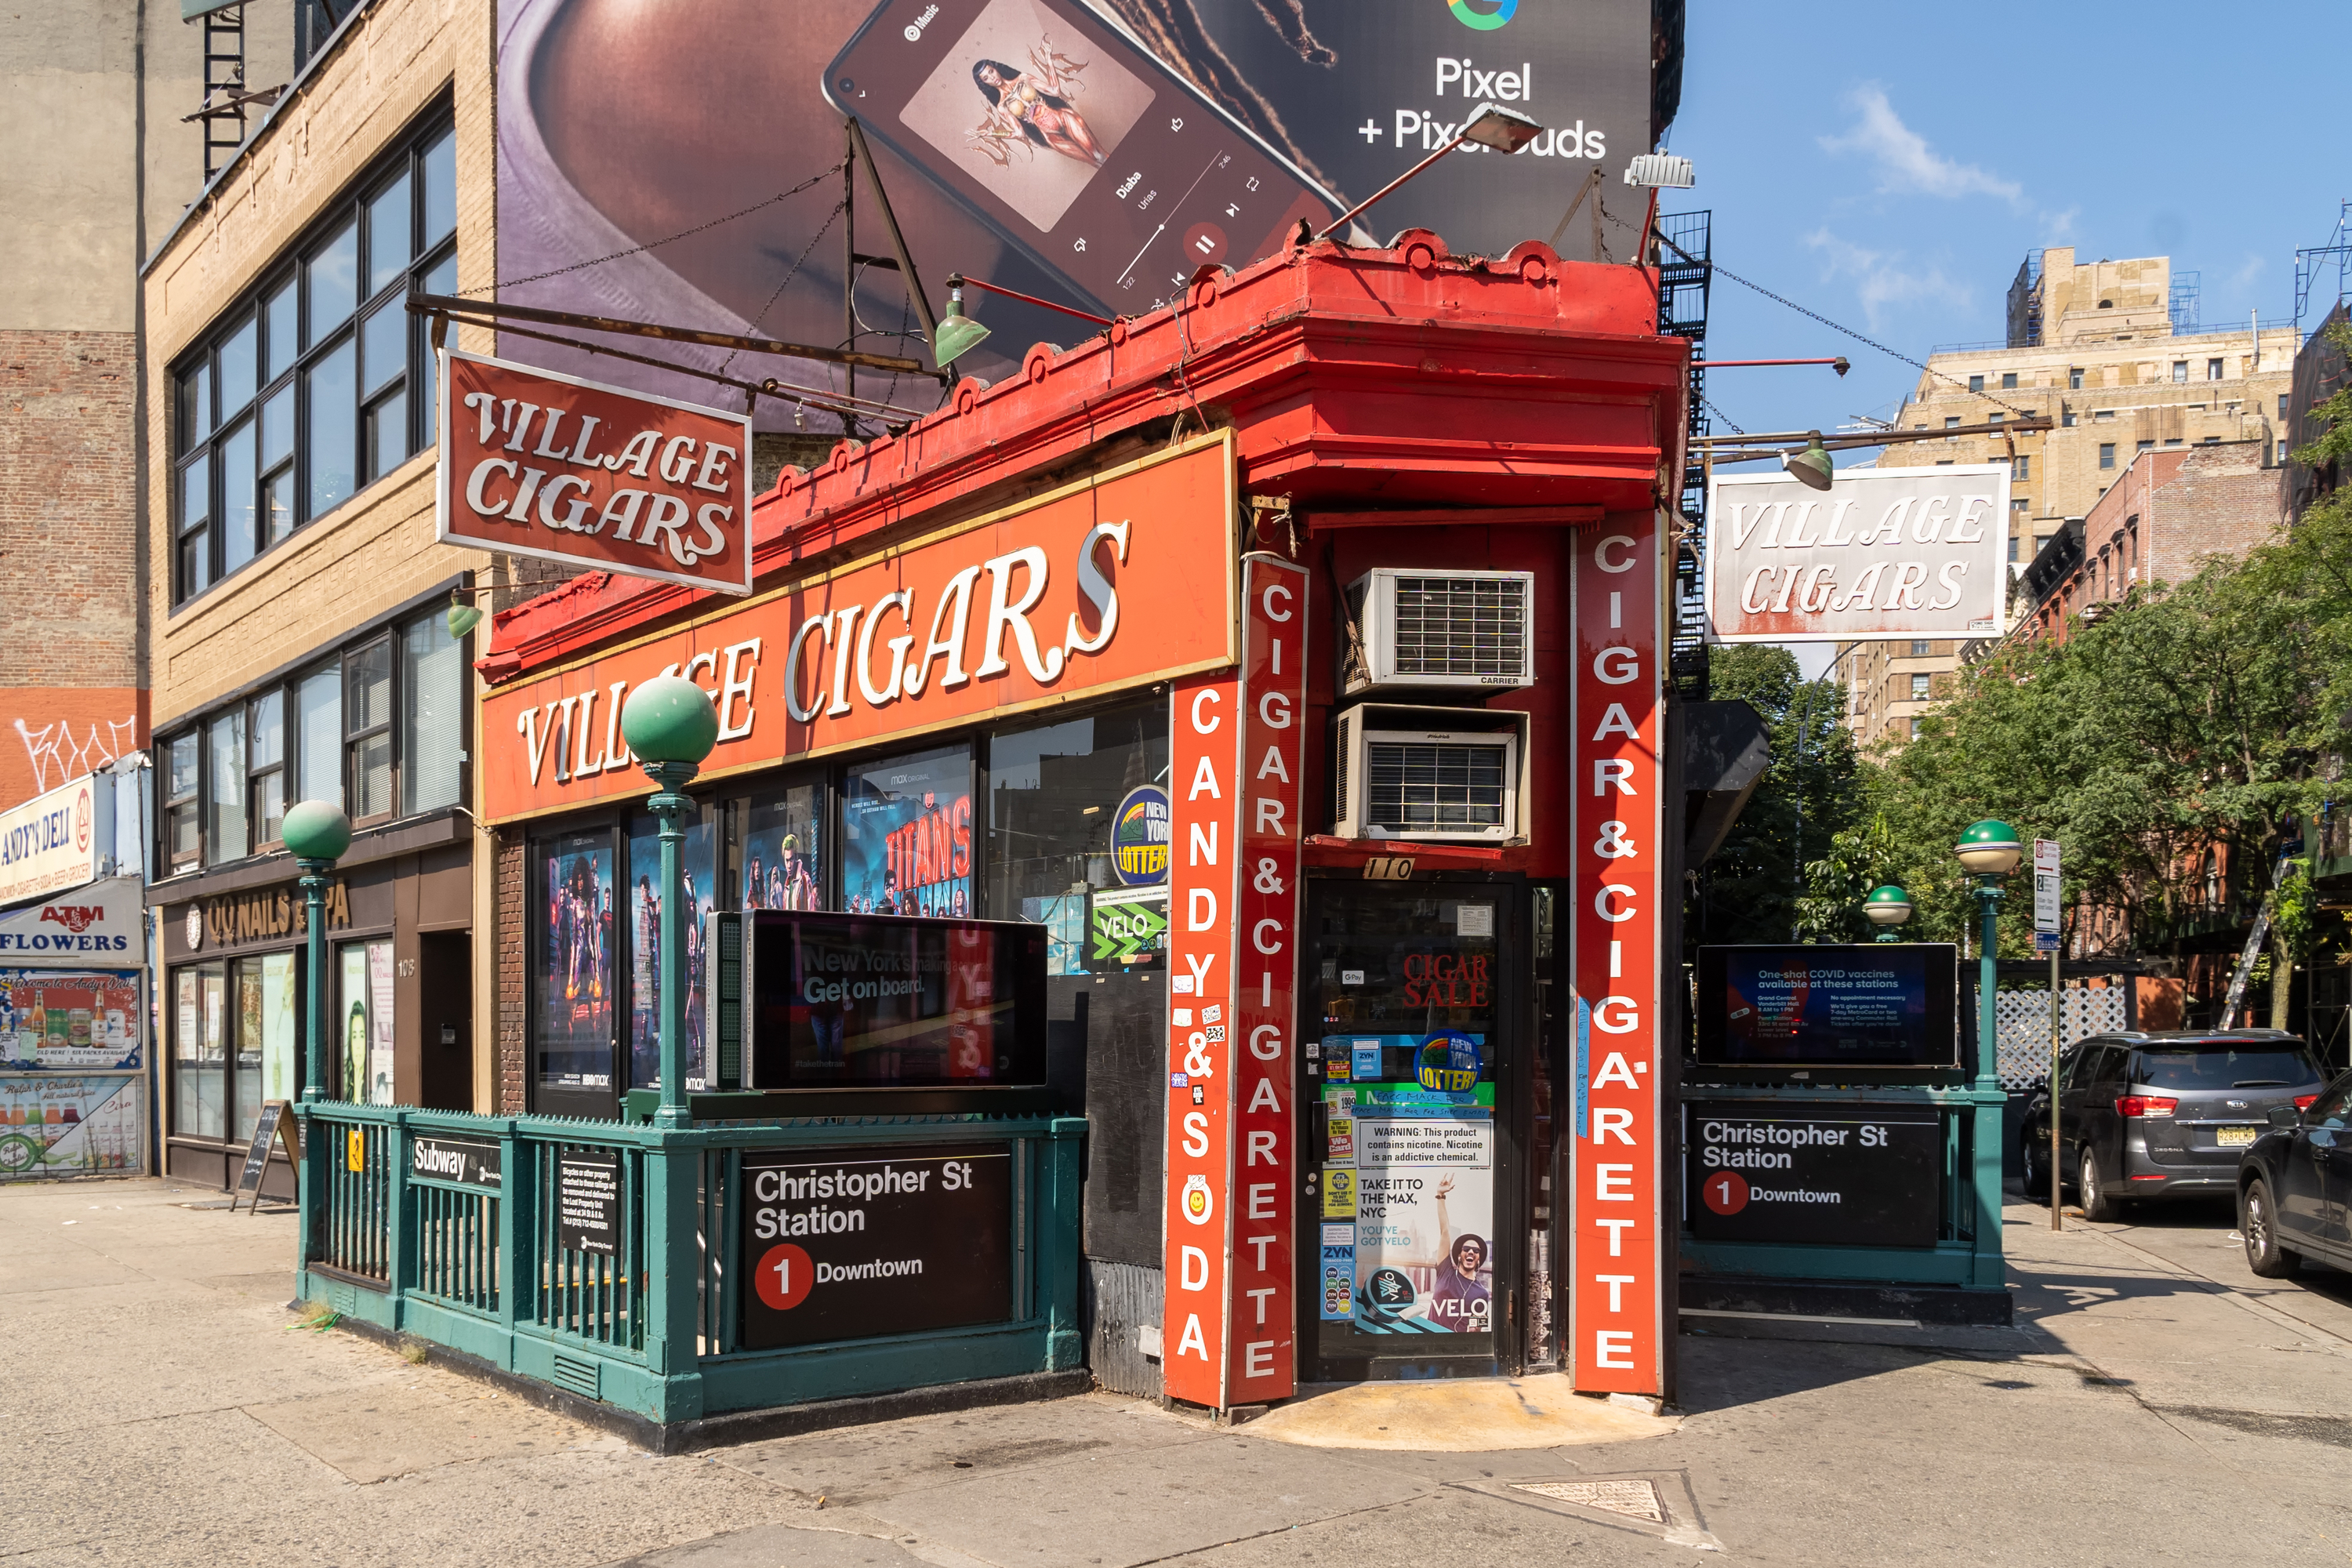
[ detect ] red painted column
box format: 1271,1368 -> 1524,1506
1227,555 -> 1307,1403
1569,514 -> 1667,1394
1163,663 -> 1240,1406
1162,556 -> 1307,1409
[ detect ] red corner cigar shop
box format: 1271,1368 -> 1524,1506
477,230 -> 1686,1409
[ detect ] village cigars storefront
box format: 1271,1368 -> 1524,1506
478,233 -> 1685,1410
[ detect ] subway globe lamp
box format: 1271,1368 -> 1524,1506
281,800 -> 352,1105
622,677 -> 720,1128
1955,818 -> 2024,877
1863,884 -> 1913,942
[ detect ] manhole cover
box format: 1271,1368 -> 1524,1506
1511,1479 -> 1666,1523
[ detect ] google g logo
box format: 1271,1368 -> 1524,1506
1446,0 -> 1517,29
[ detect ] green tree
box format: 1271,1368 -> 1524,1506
1686,645 -> 1863,952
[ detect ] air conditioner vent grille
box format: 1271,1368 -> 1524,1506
1389,576 -> 1530,681
1367,741 -> 1510,833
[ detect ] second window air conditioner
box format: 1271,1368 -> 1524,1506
1331,704 -> 1529,844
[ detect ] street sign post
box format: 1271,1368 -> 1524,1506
2034,840 -> 2062,1229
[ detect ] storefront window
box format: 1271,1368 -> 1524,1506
740,782 -> 824,913
337,938 -> 396,1104
536,829 -> 616,1096
626,806 -> 717,1092
843,744 -> 973,917
296,662 -> 341,808
174,966 -> 227,1137
260,953 -> 299,1106
986,702 -> 1169,975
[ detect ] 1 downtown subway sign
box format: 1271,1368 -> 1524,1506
738,1145 -> 1011,1350
1685,1103 -> 1941,1249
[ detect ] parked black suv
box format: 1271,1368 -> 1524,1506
2240,1070 -> 2352,1277
2020,1030 -> 2323,1221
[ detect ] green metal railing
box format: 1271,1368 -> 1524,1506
292,1102 -> 1085,1427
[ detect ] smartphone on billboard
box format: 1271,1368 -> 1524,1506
823,0 -> 1343,317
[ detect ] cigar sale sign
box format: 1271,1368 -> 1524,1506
436,349 -> 754,595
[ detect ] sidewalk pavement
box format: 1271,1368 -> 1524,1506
10,1175 -> 2352,1566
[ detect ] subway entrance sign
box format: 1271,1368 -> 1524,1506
1685,1102 -> 1940,1249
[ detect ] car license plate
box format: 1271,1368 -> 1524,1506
2216,1126 -> 2257,1148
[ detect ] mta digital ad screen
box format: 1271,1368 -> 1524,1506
1696,945 -> 1959,1070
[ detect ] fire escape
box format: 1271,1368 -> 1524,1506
1657,211 -> 1713,700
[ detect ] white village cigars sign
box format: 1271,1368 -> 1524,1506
1704,464 -> 2010,643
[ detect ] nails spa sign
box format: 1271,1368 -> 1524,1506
478,434 -> 1239,822
435,349 -> 755,595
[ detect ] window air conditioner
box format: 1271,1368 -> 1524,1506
1342,568 -> 1536,696
1332,703 -> 1529,844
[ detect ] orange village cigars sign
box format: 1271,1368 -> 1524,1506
478,434 -> 1239,822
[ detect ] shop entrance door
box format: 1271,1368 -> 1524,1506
1300,880 -> 1519,1381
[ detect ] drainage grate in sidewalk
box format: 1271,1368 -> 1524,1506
1511,1479 -> 1666,1523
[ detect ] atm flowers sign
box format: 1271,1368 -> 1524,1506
436,350 -> 753,595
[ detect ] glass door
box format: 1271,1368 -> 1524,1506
1301,880 -> 1515,1381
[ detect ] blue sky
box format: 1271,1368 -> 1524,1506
1665,2 -> 2347,448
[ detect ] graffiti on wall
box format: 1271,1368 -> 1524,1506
0,690 -> 148,812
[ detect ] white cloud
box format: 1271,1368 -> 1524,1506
2229,252 -> 2266,289
1805,229 -> 1971,334
2042,205 -> 2080,242
1819,86 -> 2024,206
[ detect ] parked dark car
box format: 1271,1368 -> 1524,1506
2240,1069 -> 2352,1276
2020,1030 -> 2323,1221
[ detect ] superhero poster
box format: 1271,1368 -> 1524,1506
842,745 -> 973,919
539,831 -> 615,1088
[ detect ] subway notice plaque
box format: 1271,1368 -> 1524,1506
738,1145 -> 1011,1350
1686,1102 -> 1941,1248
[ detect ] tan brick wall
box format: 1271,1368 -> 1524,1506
144,0 -> 497,731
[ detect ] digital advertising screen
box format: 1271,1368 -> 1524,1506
744,909 -> 1047,1089
1695,945 -> 1959,1071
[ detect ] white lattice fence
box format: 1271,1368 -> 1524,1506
1993,987 -> 2128,1089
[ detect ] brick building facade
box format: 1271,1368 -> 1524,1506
1835,246 -> 2298,747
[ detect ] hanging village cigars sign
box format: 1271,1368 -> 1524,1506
436,349 -> 756,596
478,434 -> 1237,823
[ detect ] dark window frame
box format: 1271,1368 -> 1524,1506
343,633 -> 397,827
151,597 -> 470,876
169,103 -> 456,609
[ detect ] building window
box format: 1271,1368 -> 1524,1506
2281,394 -> 2292,421
2100,443 -> 2116,470
2069,367 -> 2085,390
169,112 -> 456,607
1936,459 -> 1955,466
2011,498 -> 2030,516
1968,375 -> 1984,394
155,612 -> 467,874
1944,416 -> 1961,438
2138,440 -> 2155,455
2172,361 -> 2188,383
2062,405 -> 2077,428
166,733 -> 201,869
2094,408 -> 2115,421
2001,372 -> 2017,390
2207,358 -> 2223,380
345,637 -> 395,822
249,690 -> 285,848
1989,412 -> 2004,428
207,710 -> 247,864
1909,718 -> 1923,739
2013,455 -> 2031,481
1910,641 -> 1932,657
2008,535 -> 2020,563
1911,674 -> 1932,701
2164,437 -> 2183,448
2280,439 -> 2292,464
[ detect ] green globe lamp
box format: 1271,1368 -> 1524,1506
1863,884 -> 1913,942
1954,818 -> 2024,878
621,677 -> 720,1127
282,800 -> 353,1104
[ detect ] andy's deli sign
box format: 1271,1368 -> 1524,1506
436,350 -> 754,595
479,435 -> 1237,822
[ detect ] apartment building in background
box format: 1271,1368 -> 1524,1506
1837,246 -> 2299,746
